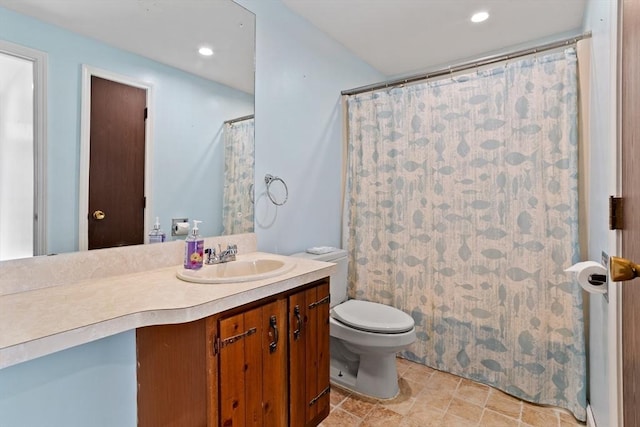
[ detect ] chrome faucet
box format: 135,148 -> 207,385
205,244 -> 237,264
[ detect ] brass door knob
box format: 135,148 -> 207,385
92,210 -> 106,220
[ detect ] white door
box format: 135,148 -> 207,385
0,41 -> 46,260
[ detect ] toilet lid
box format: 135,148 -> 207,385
331,299 -> 415,333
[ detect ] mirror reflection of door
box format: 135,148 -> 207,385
88,76 -> 146,249
0,42 -> 46,261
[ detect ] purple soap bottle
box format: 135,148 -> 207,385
183,220 -> 204,269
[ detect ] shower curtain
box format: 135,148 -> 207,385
222,117 -> 255,234
343,48 -> 585,420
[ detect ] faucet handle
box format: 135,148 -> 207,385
205,247 -> 218,264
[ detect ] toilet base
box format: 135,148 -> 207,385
329,351 -> 400,399
330,362 -> 357,391
355,352 -> 399,399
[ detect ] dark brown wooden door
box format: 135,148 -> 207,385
88,76 -> 146,249
218,299 -> 287,426
289,280 -> 330,427
621,0 -> 640,425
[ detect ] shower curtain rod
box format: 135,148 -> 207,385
224,114 -> 254,125
341,31 -> 591,96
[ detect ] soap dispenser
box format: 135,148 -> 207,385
148,217 -> 166,243
184,220 -> 204,270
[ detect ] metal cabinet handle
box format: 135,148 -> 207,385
269,315 -> 279,353
92,210 -> 105,220
293,305 -> 302,340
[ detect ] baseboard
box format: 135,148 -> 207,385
587,404 -> 597,427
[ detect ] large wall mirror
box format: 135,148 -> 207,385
0,0 -> 255,258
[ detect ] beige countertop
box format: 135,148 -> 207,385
0,251 -> 335,369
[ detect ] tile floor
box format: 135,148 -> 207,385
320,357 -> 586,427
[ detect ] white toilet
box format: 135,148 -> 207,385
292,248 -> 416,399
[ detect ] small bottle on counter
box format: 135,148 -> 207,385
148,217 -> 166,243
184,220 -> 204,269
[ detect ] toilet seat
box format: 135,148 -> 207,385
331,299 -> 414,333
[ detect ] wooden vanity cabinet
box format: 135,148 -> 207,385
217,298 -> 288,426
137,317 -> 213,427
136,278 -> 330,427
288,281 -> 331,427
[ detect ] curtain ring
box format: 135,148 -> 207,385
249,183 -> 255,204
265,174 -> 288,206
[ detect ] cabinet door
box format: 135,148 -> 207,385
289,280 -> 330,427
218,299 -> 287,426
137,319 -> 208,427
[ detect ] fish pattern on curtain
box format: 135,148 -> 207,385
344,48 -> 585,420
222,118 -> 255,234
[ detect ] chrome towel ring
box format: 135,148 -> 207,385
265,174 -> 288,206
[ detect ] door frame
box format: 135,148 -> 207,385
79,65 -> 153,251
0,40 -> 47,257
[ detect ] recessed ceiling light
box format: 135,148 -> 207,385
198,46 -> 214,57
471,11 -> 489,23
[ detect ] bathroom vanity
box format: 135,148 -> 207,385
137,278 -> 330,427
0,233 -> 334,427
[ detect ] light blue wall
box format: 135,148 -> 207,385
583,1 -> 617,426
0,332 -> 136,427
0,2 -> 382,426
237,0 -> 385,255
0,6 -> 254,254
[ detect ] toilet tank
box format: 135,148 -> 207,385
290,248 -> 348,307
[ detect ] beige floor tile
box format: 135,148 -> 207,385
423,370 -> 462,391
397,376 -> 427,397
558,410 -> 586,426
396,357 -> 414,376
399,416 -> 437,427
340,394 -> 377,419
491,387 -> 526,404
455,378 -> 491,407
401,363 -> 436,384
326,359 -> 582,427
405,402 -> 446,425
486,389 -> 523,420
330,386 -> 351,407
360,405 -> 404,426
521,404 -> 560,427
446,397 -> 484,424
378,378 -> 418,415
440,412 -> 479,427
416,386 -> 454,411
319,407 -> 362,427
479,408 -> 521,426
380,395 -> 416,416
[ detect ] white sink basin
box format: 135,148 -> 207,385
176,259 -> 296,284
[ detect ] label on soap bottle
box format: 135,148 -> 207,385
184,240 -> 204,269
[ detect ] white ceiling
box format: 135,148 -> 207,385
0,0 -> 256,94
0,1 -> 586,94
281,0 -> 586,78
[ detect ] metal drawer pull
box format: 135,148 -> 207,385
308,295 -> 330,309
309,386 -> 330,407
269,315 -> 279,353
293,305 -> 302,340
